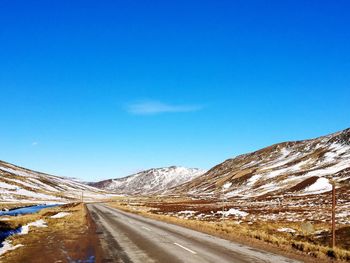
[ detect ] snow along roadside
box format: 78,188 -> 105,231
0,219 -> 47,257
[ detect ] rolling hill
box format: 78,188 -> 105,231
0,160 -> 107,203
172,128 -> 350,198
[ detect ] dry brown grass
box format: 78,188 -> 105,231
106,200 -> 350,263
0,203 -> 102,263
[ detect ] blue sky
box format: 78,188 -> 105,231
0,1 -> 349,181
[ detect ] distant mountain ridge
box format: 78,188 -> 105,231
90,166 -> 206,195
171,128 -> 350,198
2,128 -> 349,202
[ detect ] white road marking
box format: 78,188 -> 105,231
141,226 -> 151,231
173,242 -> 197,254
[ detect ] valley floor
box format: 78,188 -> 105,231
106,196 -> 350,263
1,198 -> 349,262
87,203 -> 299,263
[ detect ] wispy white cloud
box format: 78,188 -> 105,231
126,100 -> 203,115
31,141 -> 38,146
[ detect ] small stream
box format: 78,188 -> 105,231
0,204 -> 59,216
0,227 -> 22,248
0,204 -> 60,249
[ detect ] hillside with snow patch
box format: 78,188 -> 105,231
90,166 -> 206,195
172,128 -> 350,198
0,160 -> 107,203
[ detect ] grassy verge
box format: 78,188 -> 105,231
0,203 -> 102,263
106,201 -> 350,263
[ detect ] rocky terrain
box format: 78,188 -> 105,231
91,166 -> 205,195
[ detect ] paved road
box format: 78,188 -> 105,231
87,203 -> 300,263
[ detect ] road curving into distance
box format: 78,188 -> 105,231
87,203 -> 300,263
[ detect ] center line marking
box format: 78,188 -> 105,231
173,242 -> 197,254
141,226 -> 151,231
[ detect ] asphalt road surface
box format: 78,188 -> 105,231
87,203 -> 300,263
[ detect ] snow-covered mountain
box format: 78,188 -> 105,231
3,128 -> 348,202
0,160 -> 107,203
91,166 -> 206,195
172,128 -> 350,198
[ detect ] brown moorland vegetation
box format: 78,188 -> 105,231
106,197 -> 350,263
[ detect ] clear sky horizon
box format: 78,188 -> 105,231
1,1 -> 349,181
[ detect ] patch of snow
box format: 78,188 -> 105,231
27,178 -> 60,192
241,160 -> 260,169
50,212 -> 71,218
248,182 -> 278,197
20,219 -> 47,235
0,188 -> 61,201
0,241 -> 23,256
247,174 -> 261,186
314,229 -> 328,235
302,177 -> 332,194
0,167 -> 36,178
304,160 -> 349,178
217,208 -> 248,217
177,210 -> 196,218
265,168 -> 289,179
337,210 -> 350,218
224,189 -> 244,198
277,227 -> 296,233
0,182 -> 17,190
176,211 -> 194,216
263,148 -> 295,170
3,178 -> 41,190
222,182 -> 232,190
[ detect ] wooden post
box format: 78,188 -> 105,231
332,181 -> 336,248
